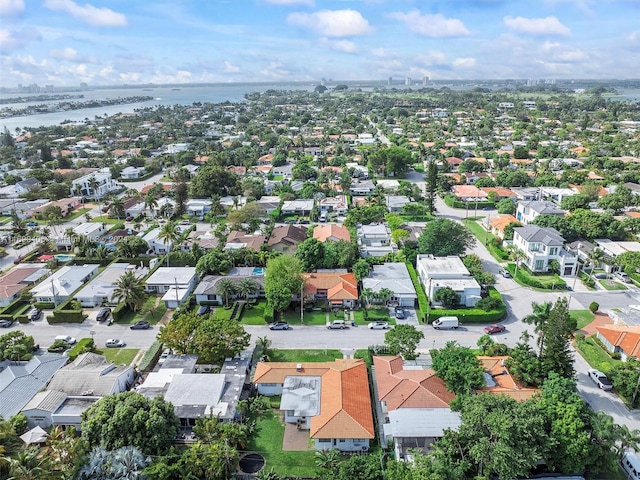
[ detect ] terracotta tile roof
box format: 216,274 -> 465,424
303,272 -> 358,301
253,359 -> 375,439
596,324 -> 640,359
446,157 -> 463,166
194,155 -> 209,164
626,212 -> 640,219
477,356 -> 539,401
373,356 -> 454,410
0,266 -> 47,300
313,224 -> 351,243
481,187 -> 517,198
587,171 -> 604,180
452,185 -> 486,198
140,184 -> 173,195
489,214 -> 518,232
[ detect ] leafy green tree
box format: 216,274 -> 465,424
112,270 -> 147,312
116,236 -> 149,258
560,193 -> 591,212
0,331 -> 35,361
81,392 -> 179,455
418,218 -> 475,256
295,238 -> 324,272
505,341 -> 544,387
496,198 -> 516,214
384,324 -> 424,360
193,316 -> 251,364
433,287 -> 460,308
158,311 -> 200,354
539,298 -> 574,379
196,249 -> 233,275
431,341 -> 485,395
190,165 -> 239,198
264,255 -> 303,315
47,182 -> 70,201
352,259 -> 371,282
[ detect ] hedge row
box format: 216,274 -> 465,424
506,264 -> 567,290
138,341 -> 164,372
33,302 -> 55,309
406,263 -> 428,322
426,288 -> 507,324
112,303 -> 131,322
48,311 -> 86,323
264,303 -> 275,323
67,338 -> 94,361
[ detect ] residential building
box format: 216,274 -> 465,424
224,231 -> 266,252
477,356 -> 539,401
373,356 -> 460,461
29,264 -> 100,305
55,222 -> 108,250
0,199 -> 49,218
268,225 -> 308,253
313,224 -> 351,243
512,225 -> 577,276
362,263 -> 417,307
272,163 -> 293,179
350,180 -> 375,196
451,185 -> 487,202
357,224 -> 396,257
144,267 -> 198,308
183,230 -> 219,251
0,354 -> 67,420
488,214 -> 519,240
74,263 -> 149,307
386,195 -> 411,213
256,196 -> 281,215
416,255 -> 482,307
194,267 -> 265,305
70,169 -> 118,198
141,228 -> 173,254
302,271 -> 358,308
281,199 -> 314,216
14,178 -> 41,195
0,264 -> 50,307
185,199 -> 212,218
596,324 -> 640,361
120,166 -> 144,179
123,197 -> 146,218
540,186 -> 578,203
253,359 -> 375,452
515,200 -> 565,225
318,195 -> 348,215
510,187 -> 541,202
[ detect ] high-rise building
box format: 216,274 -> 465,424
405,77 -> 411,86
388,77 -> 393,86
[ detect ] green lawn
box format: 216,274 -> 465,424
462,219 -> 510,262
571,310 -> 596,330
240,301 -> 268,325
115,296 -> 167,325
65,207 -> 92,221
574,336 -> 621,373
269,349 -> 343,362
247,409 -> 316,478
599,279 -> 627,291
301,310 -> 328,325
94,347 -> 139,365
90,215 -> 121,224
507,264 -> 567,290
212,305 -> 233,320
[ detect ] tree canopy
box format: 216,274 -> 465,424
418,218 -> 475,256
431,341 -> 485,395
384,325 -> 424,360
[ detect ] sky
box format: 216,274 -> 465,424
1,0 -> 640,87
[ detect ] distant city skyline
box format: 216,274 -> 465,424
1,0 -> 639,87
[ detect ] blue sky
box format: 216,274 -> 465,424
1,0 -> 639,87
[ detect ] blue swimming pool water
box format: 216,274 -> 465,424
54,254 -> 74,262
252,267 -> 264,275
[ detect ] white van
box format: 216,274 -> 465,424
431,316 -> 460,330
621,452 -> 640,480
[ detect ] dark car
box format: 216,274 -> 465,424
13,256 -> 24,264
484,324 -> 507,335
26,221 -> 39,227
28,308 -> 42,321
130,321 -> 150,330
96,307 -> 111,322
0,319 -> 12,328
394,306 -> 405,319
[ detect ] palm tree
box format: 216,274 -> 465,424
87,176 -> 99,203
216,278 -> 237,308
314,449 -> 341,473
113,270 -> 147,312
237,278 -> 259,303
109,446 -> 149,479
157,221 -> 181,266
523,301 -> 552,352
109,197 -> 125,221
588,247 -> 605,282
144,194 -> 158,219
8,446 -> 55,480
256,335 -> 272,359
210,194 -> 225,216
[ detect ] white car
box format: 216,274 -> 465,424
105,338 -> 126,348
368,321 -> 391,330
588,368 -> 613,391
614,271 -> 632,283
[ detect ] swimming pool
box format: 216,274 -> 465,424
54,254 -> 74,262
252,267 -> 264,275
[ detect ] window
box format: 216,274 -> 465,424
529,243 -> 540,252
534,260 -> 545,270
549,247 -> 558,255
339,439 -> 346,443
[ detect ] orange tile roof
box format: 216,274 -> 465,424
373,356 -> 455,410
477,356 -> 539,401
452,185 -> 486,198
303,272 -> 358,301
626,212 -> 640,219
313,224 -> 351,243
489,214 -> 518,232
596,324 -> 640,359
140,183 -> 173,195
254,359 -> 374,440
481,187 -> 517,197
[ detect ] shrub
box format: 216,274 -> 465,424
47,340 -> 67,353
475,296 -> 503,312
434,287 -> 460,308
264,303 -> 274,323
589,301 -> 599,313
68,338 -> 95,361
574,333 -> 585,342
138,341 -> 164,372
112,303 -> 131,322
33,302 -> 55,309
406,263 -> 428,321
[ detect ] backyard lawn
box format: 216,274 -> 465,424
269,349 -> 343,362
247,409 -> 316,478
65,207 -> 92,221
94,348 -> 139,365
240,301 -> 267,325
570,310 -> 596,330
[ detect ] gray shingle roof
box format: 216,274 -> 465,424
514,225 -> 565,245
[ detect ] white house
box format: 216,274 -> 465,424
415,255 -> 481,307
55,222 -> 108,250
144,267 -> 198,308
29,264 -> 100,305
120,166 -> 145,179
357,224 -> 396,257
194,267 -> 265,305
141,228 -> 173,254
350,180 -> 375,196
74,263 -> 149,307
14,178 -> 41,195
512,225 -> 577,276
70,169 -> 118,199
186,199 -> 212,218
515,200 -> 565,225
318,195 -> 348,215
362,263 -> 417,307
386,195 -> 411,213
281,199 -> 314,216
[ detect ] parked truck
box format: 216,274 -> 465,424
431,316 -> 460,330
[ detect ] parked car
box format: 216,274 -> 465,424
588,369 -> 613,391
13,256 -> 24,264
125,216 -> 133,221
394,306 -> 405,319
180,219 -> 191,225
500,270 -> 511,278
484,324 -> 506,335
159,349 -> 171,363
105,338 -> 126,348
28,308 -> 42,321
0,319 -> 13,328
614,271 -> 632,283
26,221 -> 39,227
326,320 -> 346,329
368,321 -> 390,330
54,335 -> 77,345
96,307 -> 111,322
269,322 -> 290,330
130,321 -> 150,330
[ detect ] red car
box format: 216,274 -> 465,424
484,324 -> 506,335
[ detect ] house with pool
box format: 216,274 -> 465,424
194,267 -> 265,306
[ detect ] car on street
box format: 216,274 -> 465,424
588,369 -> 613,391
54,335 -> 77,345
105,338 -> 126,348
28,308 -> 42,321
368,321 -> 391,330
269,322 -> 290,330
26,221 -> 39,227
130,321 -> 151,330
96,307 -> 111,322
180,219 -> 191,225
484,324 -> 507,335
614,271 -> 632,283
394,306 -> 405,319
326,320 -> 346,329
500,270 -> 511,278
0,319 -> 13,328
13,256 -> 24,264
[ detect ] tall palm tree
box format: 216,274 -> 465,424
523,301 -> 552,352
87,176 -> 100,203
216,278 -> 237,308
237,278 -> 259,303
108,197 -> 125,221
113,270 -> 147,312
157,221 -> 181,266
210,194 -> 225,216
144,194 -> 158,219
8,446 -> 55,480
109,446 -> 149,479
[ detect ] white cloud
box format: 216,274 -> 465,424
541,41 -> 587,62
453,57 -> 476,68
320,38 -> 358,53
259,61 -> 292,79
287,9 -> 373,37
388,10 -> 470,38
49,47 -> 99,64
416,50 -> 449,67
0,0 -> 24,16
504,16 -> 570,36
263,0 -> 314,6
223,60 -> 241,73
43,0 -> 127,27
0,27 -> 41,50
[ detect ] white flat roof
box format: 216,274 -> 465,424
146,267 -> 196,286
417,255 -> 470,277
385,408 -> 461,437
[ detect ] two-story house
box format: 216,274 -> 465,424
512,225 -> 577,276
356,224 -> 396,257
415,255 -> 482,307
515,200 -> 565,225
70,169 -> 118,199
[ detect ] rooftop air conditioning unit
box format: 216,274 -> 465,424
296,363 -> 303,372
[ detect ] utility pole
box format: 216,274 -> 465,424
174,277 -> 179,307
300,282 -> 304,324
